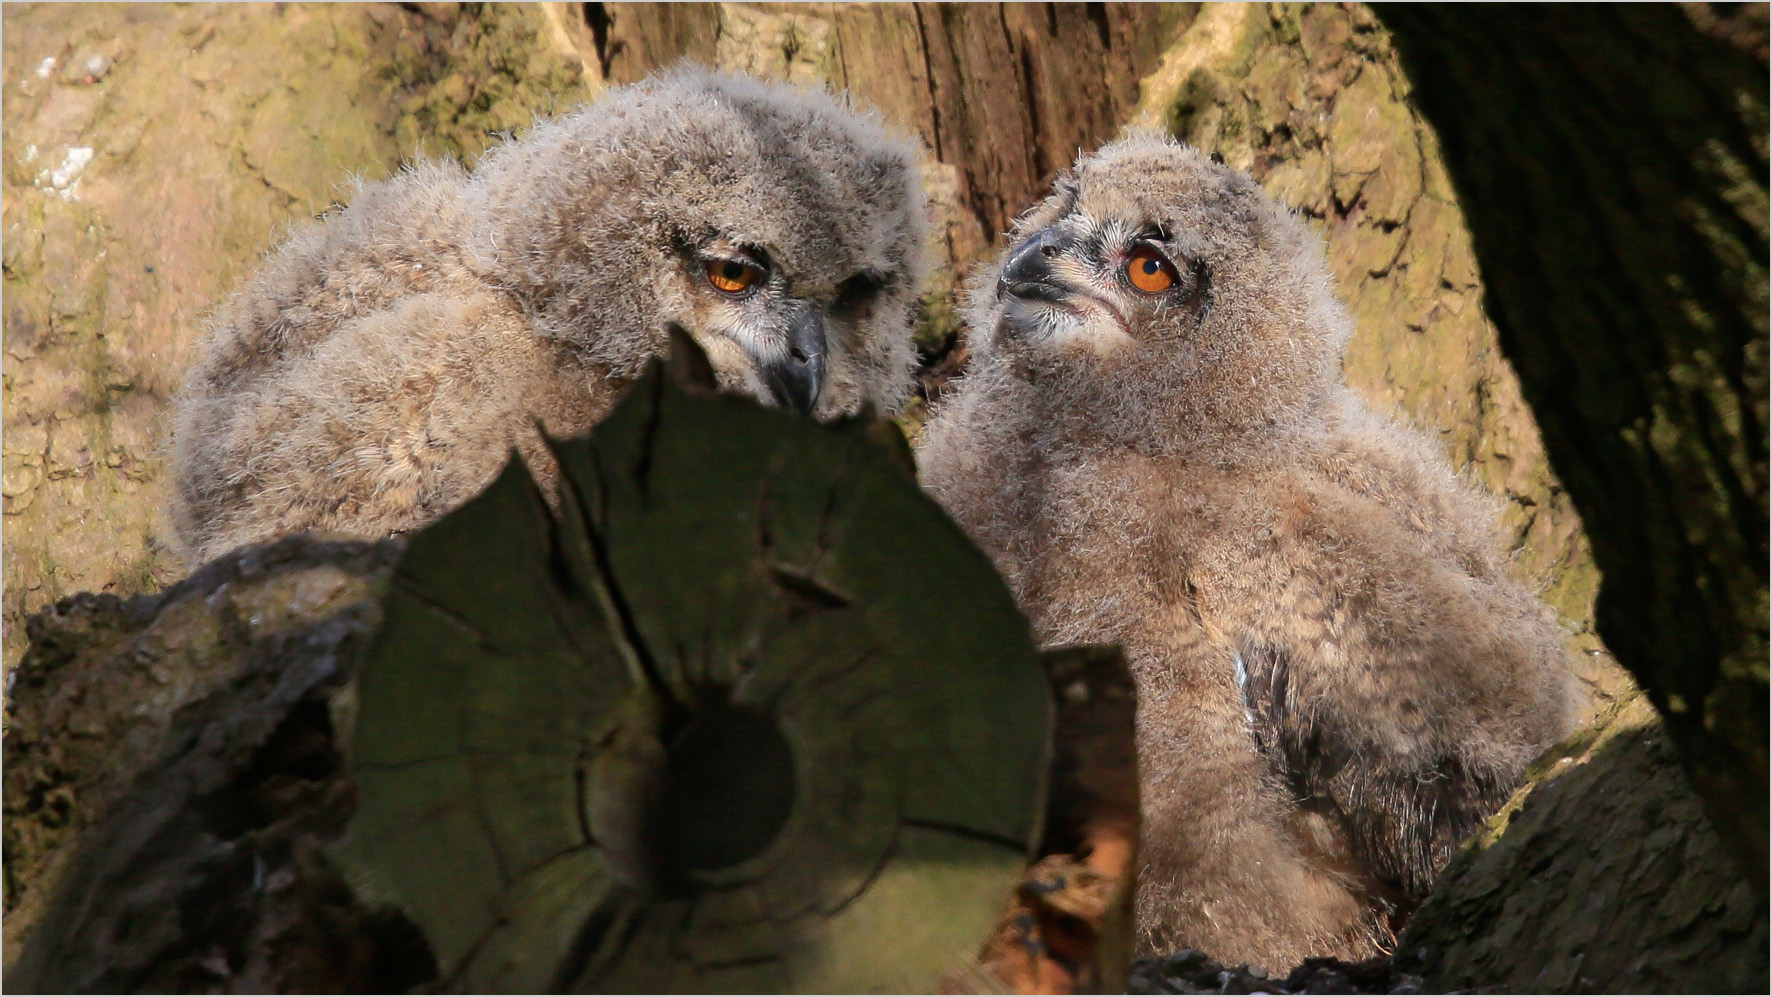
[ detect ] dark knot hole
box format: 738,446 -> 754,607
654,700 -> 796,880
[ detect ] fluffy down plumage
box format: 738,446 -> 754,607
171,68 -> 927,565
917,133 -> 1575,967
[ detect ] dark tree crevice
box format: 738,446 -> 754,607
1376,2 -> 1769,885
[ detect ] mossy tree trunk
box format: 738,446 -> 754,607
1376,3 -> 1770,885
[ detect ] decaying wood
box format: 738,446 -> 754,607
3,537 -> 423,992
969,646 -> 1140,995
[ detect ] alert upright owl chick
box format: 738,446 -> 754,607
918,134 -> 1574,967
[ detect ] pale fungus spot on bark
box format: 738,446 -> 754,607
44,147 -> 93,198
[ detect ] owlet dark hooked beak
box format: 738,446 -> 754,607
759,306 -> 827,415
998,227 -> 1078,304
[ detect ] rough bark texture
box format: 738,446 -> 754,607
1377,3 -> 1770,884
976,646 -> 1141,995
594,2 -> 1192,267
1397,695 -> 1768,994
1122,699 -> 1767,995
2,536 -> 421,988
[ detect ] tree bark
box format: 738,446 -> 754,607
1125,692 -> 1770,994
1376,2 -> 1769,885
2,536 -> 417,989
594,2 -> 1191,265
1397,695 -> 1767,993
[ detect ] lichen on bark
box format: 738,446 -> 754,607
1376,1 -> 1768,888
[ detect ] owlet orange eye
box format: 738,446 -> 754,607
1126,245 -> 1177,294
706,258 -> 760,294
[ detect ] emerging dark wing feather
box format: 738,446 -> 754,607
1237,639 -> 1513,898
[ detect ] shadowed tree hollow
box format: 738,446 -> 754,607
1377,2 -> 1770,885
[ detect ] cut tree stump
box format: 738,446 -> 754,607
5,347 -> 1138,994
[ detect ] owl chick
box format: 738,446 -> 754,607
918,135 -> 1575,967
170,68 -> 927,566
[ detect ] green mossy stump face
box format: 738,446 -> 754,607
335,357 -> 1053,993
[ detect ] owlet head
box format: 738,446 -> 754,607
967,134 -> 1349,453
475,68 -> 931,418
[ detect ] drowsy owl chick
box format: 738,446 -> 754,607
918,135 -> 1575,967
171,68 -> 926,566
